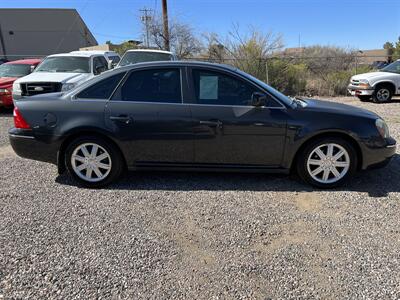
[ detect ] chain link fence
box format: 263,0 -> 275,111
1,53 -> 391,97
186,55 -> 390,97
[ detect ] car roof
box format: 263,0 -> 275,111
116,60 -> 237,71
5,58 -> 42,65
47,52 -> 98,58
70,50 -> 119,56
125,49 -> 174,55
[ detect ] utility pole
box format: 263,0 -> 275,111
140,7 -> 153,47
162,0 -> 170,51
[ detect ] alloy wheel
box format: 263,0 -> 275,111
306,143 -> 350,184
376,88 -> 390,102
71,143 -> 112,182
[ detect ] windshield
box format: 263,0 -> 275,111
381,61 -> 400,74
236,69 -> 293,106
119,52 -> 173,66
0,64 -> 32,77
35,56 -> 90,73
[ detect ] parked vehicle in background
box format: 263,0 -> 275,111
12,52 -> 109,99
9,61 -> 396,188
117,49 -> 176,67
371,61 -> 389,70
71,50 -> 121,69
348,59 -> 400,102
0,58 -> 8,65
0,59 -> 41,108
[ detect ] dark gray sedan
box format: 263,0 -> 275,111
9,61 -> 396,188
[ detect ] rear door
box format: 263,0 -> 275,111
188,67 -> 287,167
105,67 -> 194,167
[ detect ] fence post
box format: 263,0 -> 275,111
265,58 -> 269,85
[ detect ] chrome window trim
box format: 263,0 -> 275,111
104,99 -> 286,109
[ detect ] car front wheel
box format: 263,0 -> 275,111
65,136 -> 124,188
372,85 -> 393,103
296,138 -> 357,188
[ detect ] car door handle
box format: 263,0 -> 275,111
109,115 -> 132,124
199,120 -> 223,129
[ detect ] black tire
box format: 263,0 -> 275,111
372,84 -> 393,103
296,137 -> 358,188
65,136 -> 124,188
357,95 -> 370,102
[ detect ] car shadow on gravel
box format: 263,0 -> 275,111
0,108 -> 13,115
55,154 -> 400,198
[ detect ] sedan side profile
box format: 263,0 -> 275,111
9,61 -> 396,188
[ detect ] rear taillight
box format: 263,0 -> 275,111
13,107 -> 31,129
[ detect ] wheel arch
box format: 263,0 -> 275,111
290,131 -> 363,172
57,129 -> 127,174
372,81 -> 396,94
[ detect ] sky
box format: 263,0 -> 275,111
2,0 -> 400,50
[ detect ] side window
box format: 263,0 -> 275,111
93,56 -> 107,74
112,68 -> 181,103
76,72 -> 126,99
192,69 -> 259,106
111,56 -> 120,64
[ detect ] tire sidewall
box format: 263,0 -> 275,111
297,138 -> 358,188
65,136 -> 123,188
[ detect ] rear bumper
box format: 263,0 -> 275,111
361,137 -> 397,170
9,128 -> 60,164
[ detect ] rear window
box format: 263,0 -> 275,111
77,72 -> 126,99
119,52 -> 173,66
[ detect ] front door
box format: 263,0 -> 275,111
188,68 -> 287,167
105,67 -> 194,167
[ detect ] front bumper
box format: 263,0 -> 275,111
347,84 -> 374,96
9,128 -> 60,165
361,137 -> 397,170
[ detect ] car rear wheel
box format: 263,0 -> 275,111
65,136 -> 124,188
372,85 -> 393,103
296,138 -> 357,188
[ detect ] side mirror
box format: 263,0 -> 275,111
30,65 -> 36,73
251,92 -> 267,107
107,61 -> 113,70
94,65 -> 106,75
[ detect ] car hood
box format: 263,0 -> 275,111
14,72 -> 92,84
301,99 -> 379,119
0,77 -> 18,88
351,71 -> 384,81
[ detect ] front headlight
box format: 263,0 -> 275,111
61,83 -> 76,91
359,79 -> 369,84
376,119 -> 390,138
12,82 -> 21,94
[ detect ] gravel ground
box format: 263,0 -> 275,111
0,108 -> 13,147
0,97 -> 399,299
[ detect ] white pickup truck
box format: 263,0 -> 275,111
347,59 -> 400,102
12,52 -> 109,100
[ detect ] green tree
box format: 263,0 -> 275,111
113,41 -> 139,56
